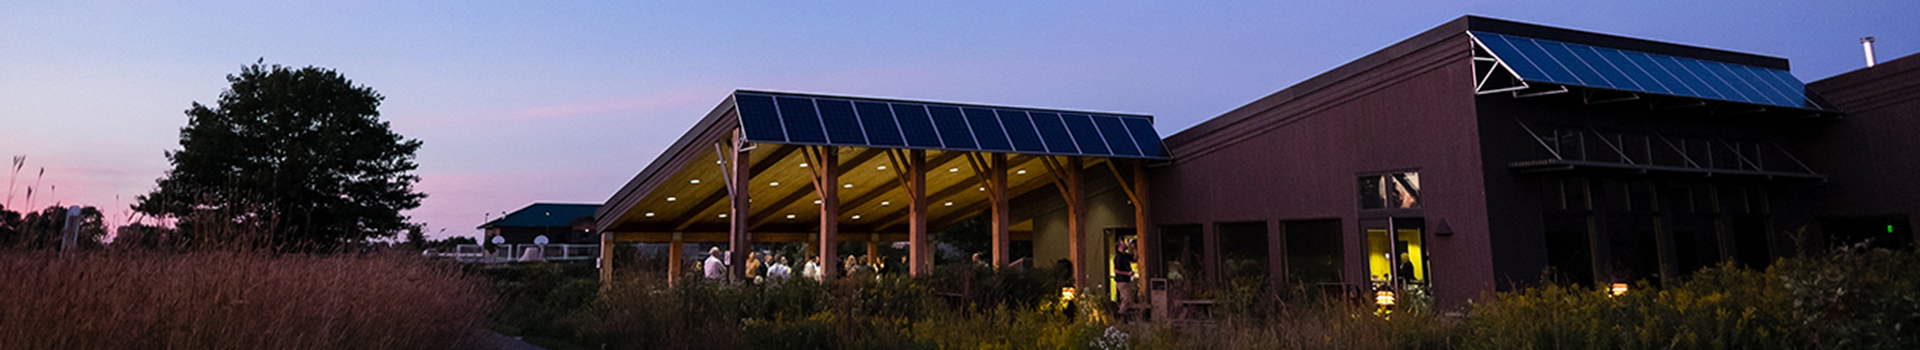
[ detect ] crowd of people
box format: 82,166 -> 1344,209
696,246 -> 1023,284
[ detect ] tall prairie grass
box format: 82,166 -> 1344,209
0,250 -> 493,349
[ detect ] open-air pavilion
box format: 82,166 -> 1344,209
595,90 -> 1169,289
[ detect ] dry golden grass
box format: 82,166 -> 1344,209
0,251 -> 493,350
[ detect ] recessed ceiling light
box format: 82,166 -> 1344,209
769,182 -> 780,186
813,200 -> 822,204
799,163 -> 808,167
690,179 -> 701,184
880,201 -> 890,206
843,183 -> 853,188
851,215 -> 862,220
978,187 -> 985,191
718,214 -> 728,218
949,167 -> 959,172
666,197 -> 677,202
945,202 -> 954,206
877,165 -> 887,170
786,214 -> 797,219
1016,169 -> 1027,175
645,212 -> 655,217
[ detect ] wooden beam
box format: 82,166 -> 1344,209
991,153 -> 1010,267
1132,160 -> 1154,288
817,146 -> 841,279
611,231 -> 908,243
667,237 -> 684,287
728,129 -> 751,282
1066,156 -> 1085,289
908,150 -> 930,276
1105,159 -> 1140,205
672,145 -> 800,231
599,232 -> 613,285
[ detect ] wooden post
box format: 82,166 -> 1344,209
1067,157 -> 1086,289
1133,160 -> 1154,284
729,131 -> 751,282
991,153 -> 1011,267
908,150 -> 930,275
667,235 -> 684,287
599,232 -> 613,285
818,147 -> 841,278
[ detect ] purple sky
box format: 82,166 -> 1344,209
3,1 -> 1914,240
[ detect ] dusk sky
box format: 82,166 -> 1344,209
3,1 -> 1914,240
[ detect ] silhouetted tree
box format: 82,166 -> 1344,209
135,62 -> 424,250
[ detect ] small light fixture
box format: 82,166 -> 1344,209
881,201 -> 890,206
978,187 -> 986,191
813,200 -> 822,204
644,212 -> 655,217
949,167 -> 959,172
851,214 -> 862,220
844,183 -> 853,188
690,179 -> 701,184
786,214 -> 797,219
666,197 -> 677,202
718,213 -> 728,218
769,182 -> 780,186
877,165 -> 887,170
945,202 -> 954,206
1061,287 -> 1076,301
1376,290 -> 1397,306
1610,283 -> 1629,297
1016,169 -> 1027,175
799,163 -> 808,168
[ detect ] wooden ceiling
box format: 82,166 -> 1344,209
604,143 -> 1097,238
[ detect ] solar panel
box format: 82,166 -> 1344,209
1121,118 -> 1164,158
815,99 -> 867,145
927,106 -> 976,149
997,110 -> 1047,153
732,91 -> 1167,159
1059,114 -> 1111,156
853,101 -> 905,147
774,96 -> 828,143
735,94 -> 786,142
962,107 -> 1013,151
1092,116 -> 1140,157
1027,112 -> 1079,154
892,103 -> 943,148
1472,31 -> 1823,110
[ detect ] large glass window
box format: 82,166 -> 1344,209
1283,219 -> 1344,285
1157,225 -> 1203,280
1359,172 -> 1421,210
1364,218 -> 1427,284
1217,222 -> 1271,284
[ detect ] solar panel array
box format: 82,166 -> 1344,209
734,91 -> 1167,159
1472,31 -> 1824,110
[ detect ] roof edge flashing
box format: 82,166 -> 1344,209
1462,15 -> 1791,71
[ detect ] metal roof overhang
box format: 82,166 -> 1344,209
595,90 -> 1166,242
1470,31 -> 1843,118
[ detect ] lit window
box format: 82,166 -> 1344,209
1359,172 -> 1420,210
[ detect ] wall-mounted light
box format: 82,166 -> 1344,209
1434,219 -> 1454,236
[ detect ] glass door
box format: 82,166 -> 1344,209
1364,217 -> 1428,287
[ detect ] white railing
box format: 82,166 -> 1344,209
436,244 -> 603,263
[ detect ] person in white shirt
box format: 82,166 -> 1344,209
802,255 -> 823,281
704,247 -> 727,280
768,256 -> 793,280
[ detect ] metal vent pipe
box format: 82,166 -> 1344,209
1862,37 -> 1878,68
